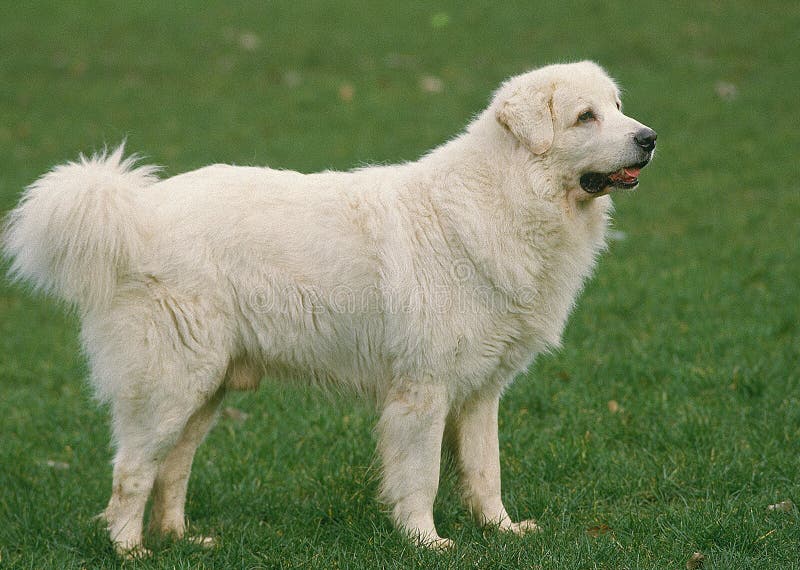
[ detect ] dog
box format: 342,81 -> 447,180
2,61 -> 656,557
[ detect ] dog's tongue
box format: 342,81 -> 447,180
609,167 -> 641,183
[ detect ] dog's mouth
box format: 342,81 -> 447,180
579,161 -> 649,194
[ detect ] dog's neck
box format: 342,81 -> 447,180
420,109 -> 611,223
409,111 -> 611,306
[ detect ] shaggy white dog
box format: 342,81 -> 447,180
3,61 -> 656,556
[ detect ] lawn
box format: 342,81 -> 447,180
1,1 -> 799,568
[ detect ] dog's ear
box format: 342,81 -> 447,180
496,85 -> 554,155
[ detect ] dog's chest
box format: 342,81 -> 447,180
463,200 -> 610,379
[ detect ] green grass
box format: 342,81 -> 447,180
2,1 -> 800,568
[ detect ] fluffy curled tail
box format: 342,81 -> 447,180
2,144 -> 159,311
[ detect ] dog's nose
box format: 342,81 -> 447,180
634,128 -> 657,152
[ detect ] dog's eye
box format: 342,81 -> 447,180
615,101 -> 621,111
577,110 -> 595,123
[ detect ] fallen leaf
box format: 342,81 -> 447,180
223,407 -> 249,423
339,83 -> 355,103
419,75 -> 444,94
607,400 -> 620,414
714,81 -> 737,101
686,551 -> 705,569
767,499 -> 794,512
283,70 -> 302,88
586,524 -> 611,537
238,31 -> 261,51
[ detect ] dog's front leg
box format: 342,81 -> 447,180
376,381 -> 452,549
450,389 -> 540,535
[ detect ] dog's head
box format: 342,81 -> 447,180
494,61 -> 656,199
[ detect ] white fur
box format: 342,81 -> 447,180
2,61 -> 654,556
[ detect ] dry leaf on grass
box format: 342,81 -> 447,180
223,407 -> 249,423
419,75 -> 444,94
339,83 -> 355,103
283,70 -> 302,88
586,524 -> 611,537
686,551 -> 705,569
607,400 -> 620,414
714,81 -> 737,101
767,499 -> 794,512
238,31 -> 261,52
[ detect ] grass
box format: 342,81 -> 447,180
1,1 -> 799,568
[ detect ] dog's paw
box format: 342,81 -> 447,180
116,544 -> 152,560
503,518 -> 541,536
422,536 -> 454,551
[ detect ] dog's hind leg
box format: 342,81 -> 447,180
101,389 -> 219,558
148,386 -> 225,545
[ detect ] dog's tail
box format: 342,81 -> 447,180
2,144 -> 158,311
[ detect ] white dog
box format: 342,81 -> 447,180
3,61 -> 655,556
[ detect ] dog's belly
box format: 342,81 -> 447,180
230,279 -> 392,396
